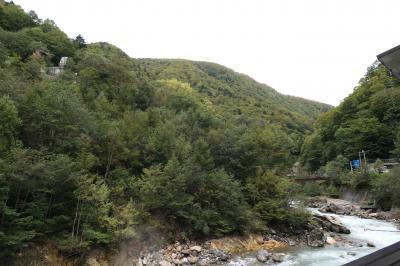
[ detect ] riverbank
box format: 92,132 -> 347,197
227,206 -> 400,266
131,198 -> 400,266
310,197 -> 400,223
12,198 -> 399,266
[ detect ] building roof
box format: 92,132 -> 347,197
377,44 -> 400,79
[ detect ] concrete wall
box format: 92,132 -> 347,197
340,187 -> 371,203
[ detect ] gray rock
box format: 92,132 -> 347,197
367,241 -> 375,247
347,252 -> 356,256
198,259 -> 210,266
181,249 -> 190,256
136,258 -> 143,266
313,214 -> 351,234
307,228 -> 326,247
190,245 -> 202,253
271,253 -> 285,262
256,249 -> 270,263
159,261 -> 173,266
188,256 -> 198,264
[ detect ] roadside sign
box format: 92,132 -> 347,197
352,159 -> 361,169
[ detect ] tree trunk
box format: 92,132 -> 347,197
45,193 -> 54,219
105,146 -> 113,178
19,189 -> 30,212
72,199 -> 80,239
0,188 -> 9,225
14,185 -> 21,209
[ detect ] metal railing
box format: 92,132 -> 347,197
344,241 -> 400,266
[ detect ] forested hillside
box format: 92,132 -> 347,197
0,1 -> 330,261
301,62 -> 400,171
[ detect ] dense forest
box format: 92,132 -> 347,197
0,1 -> 332,261
299,61 -> 400,211
301,63 -> 400,171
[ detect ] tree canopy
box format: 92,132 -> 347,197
301,62 -> 400,170
0,2 -> 329,262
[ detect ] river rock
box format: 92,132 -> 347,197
189,245 -> 202,253
188,256 -> 198,264
181,249 -> 190,256
319,202 -> 353,215
308,196 -> 327,208
271,253 -> 285,262
347,252 -> 356,256
326,236 -> 336,245
86,258 -> 101,266
181,257 -> 189,265
367,241 -> 375,247
256,249 -> 270,263
159,261 -> 173,266
136,258 -> 143,266
313,214 -> 351,234
307,228 -> 326,247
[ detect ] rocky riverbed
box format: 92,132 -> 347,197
309,197 -> 400,222
83,198 -> 399,266
128,204 -> 361,266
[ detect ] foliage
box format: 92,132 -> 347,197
245,171 -> 309,230
0,4 -> 329,259
371,167 -> 400,210
301,62 -> 400,170
0,96 -> 21,154
0,3 -> 36,31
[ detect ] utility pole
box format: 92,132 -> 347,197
363,150 -> 367,169
358,150 -> 367,171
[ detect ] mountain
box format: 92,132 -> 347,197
300,62 -> 400,171
0,1 -> 330,261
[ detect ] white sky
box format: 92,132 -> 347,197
15,0 -> 400,106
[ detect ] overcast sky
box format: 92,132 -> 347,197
15,0 -> 400,105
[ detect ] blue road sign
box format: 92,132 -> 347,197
352,159 -> 361,169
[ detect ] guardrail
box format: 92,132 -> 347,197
344,241 -> 400,266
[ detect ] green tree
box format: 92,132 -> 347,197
0,96 -> 21,154
0,3 -> 36,31
245,171 -> 309,229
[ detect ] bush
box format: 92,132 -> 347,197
245,171 -> 309,229
303,182 -> 323,197
372,167 -> 400,210
135,158 -> 251,239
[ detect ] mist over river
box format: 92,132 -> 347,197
228,209 -> 400,266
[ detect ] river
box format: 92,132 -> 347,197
228,209 -> 400,265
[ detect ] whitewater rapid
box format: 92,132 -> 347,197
228,209 -> 400,265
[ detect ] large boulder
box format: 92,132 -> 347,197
313,214 -> 351,234
256,249 -> 270,263
319,200 -> 357,215
271,253 -> 285,262
308,196 -> 328,208
307,228 -> 326,247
